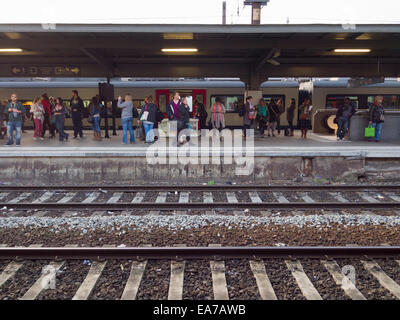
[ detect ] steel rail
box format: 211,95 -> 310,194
1,202 -> 400,210
0,185 -> 400,192
0,246 -> 399,260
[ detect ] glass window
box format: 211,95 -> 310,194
262,95 -> 285,106
326,95 -> 359,109
368,95 -> 400,109
210,95 -> 244,113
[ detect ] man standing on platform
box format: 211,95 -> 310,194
4,93 -> 25,147
70,90 -> 84,139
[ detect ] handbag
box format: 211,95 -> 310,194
364,125 -> 375,138
300,113 -> 308,121
87,114 -> 93,123
140,105 -> 149,121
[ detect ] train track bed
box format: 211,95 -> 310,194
0,215 -> 399,248
1,246 -> 399,300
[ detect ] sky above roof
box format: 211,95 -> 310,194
0,0 -> 399,24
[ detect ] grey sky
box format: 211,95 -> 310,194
0,0 -> 399,24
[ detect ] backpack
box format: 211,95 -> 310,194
238,105 -> 244,117
132,106 -> 139,118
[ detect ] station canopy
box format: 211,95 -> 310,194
0,24 -> 399,87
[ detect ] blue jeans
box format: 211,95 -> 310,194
337,117 -> 349,139
122,117 -> 135,144
7,121 -> 22,145
92,116 -> 101,133
56,117 -> 68,141
143,122 -> 154,143
372,122 -> 383,141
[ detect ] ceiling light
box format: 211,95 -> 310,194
163,33 -> 193,40
0,48 -> 23,52
334,49 -> 371,53
161,48 -> 198,53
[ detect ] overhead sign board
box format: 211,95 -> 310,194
11,65 -> 81,76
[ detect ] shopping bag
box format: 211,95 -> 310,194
364,125 -> 375,138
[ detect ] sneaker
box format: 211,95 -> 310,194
33,137 -> 38,141
39,137 -> 44,141
16,144 -> 20,147
122,142 -> 127,145
337,137 -> 341,141
4,143 -> 12,146
73,136 -> 78,139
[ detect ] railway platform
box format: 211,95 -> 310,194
1,130 -> 400,184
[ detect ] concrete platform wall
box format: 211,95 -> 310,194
0,155 -> 381,184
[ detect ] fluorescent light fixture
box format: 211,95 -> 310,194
334,49 -> 371,53
329,77 -> 339,81
163,33 -> 193,40
161,48 -> 198,53
0,48 -> 23,52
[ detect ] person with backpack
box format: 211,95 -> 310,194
210,97 -> 225,131
369,95 -> 385,142
139,95 -> 157,144
243,96 -> 256,137
335,97 -> 356,141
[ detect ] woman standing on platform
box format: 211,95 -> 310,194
369,95 -> 385,142
299,98 -> 312,139
139,95 -> 157,144
89,97 -> 102,141
54,97 -> 69,142
30,97 -> 45,141
210,96 -> 225,131
243,96 -> 256,137
118,94 -> 135,144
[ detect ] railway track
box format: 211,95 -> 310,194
0,245 -> 399,300
0,185 -> 400,212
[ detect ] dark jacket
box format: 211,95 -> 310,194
286,101 -> 296,122
178,103 -> 190,129
139,103 -> 157,124
369,103 -> 384,123
6,101 -> 25,122
195,103 -> 207,121
167,100 -> 180,121
70,96 -> 84,117
268,102 -> 279,122
336,102 -> 356,120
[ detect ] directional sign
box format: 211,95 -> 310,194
11,65 -> 81,76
